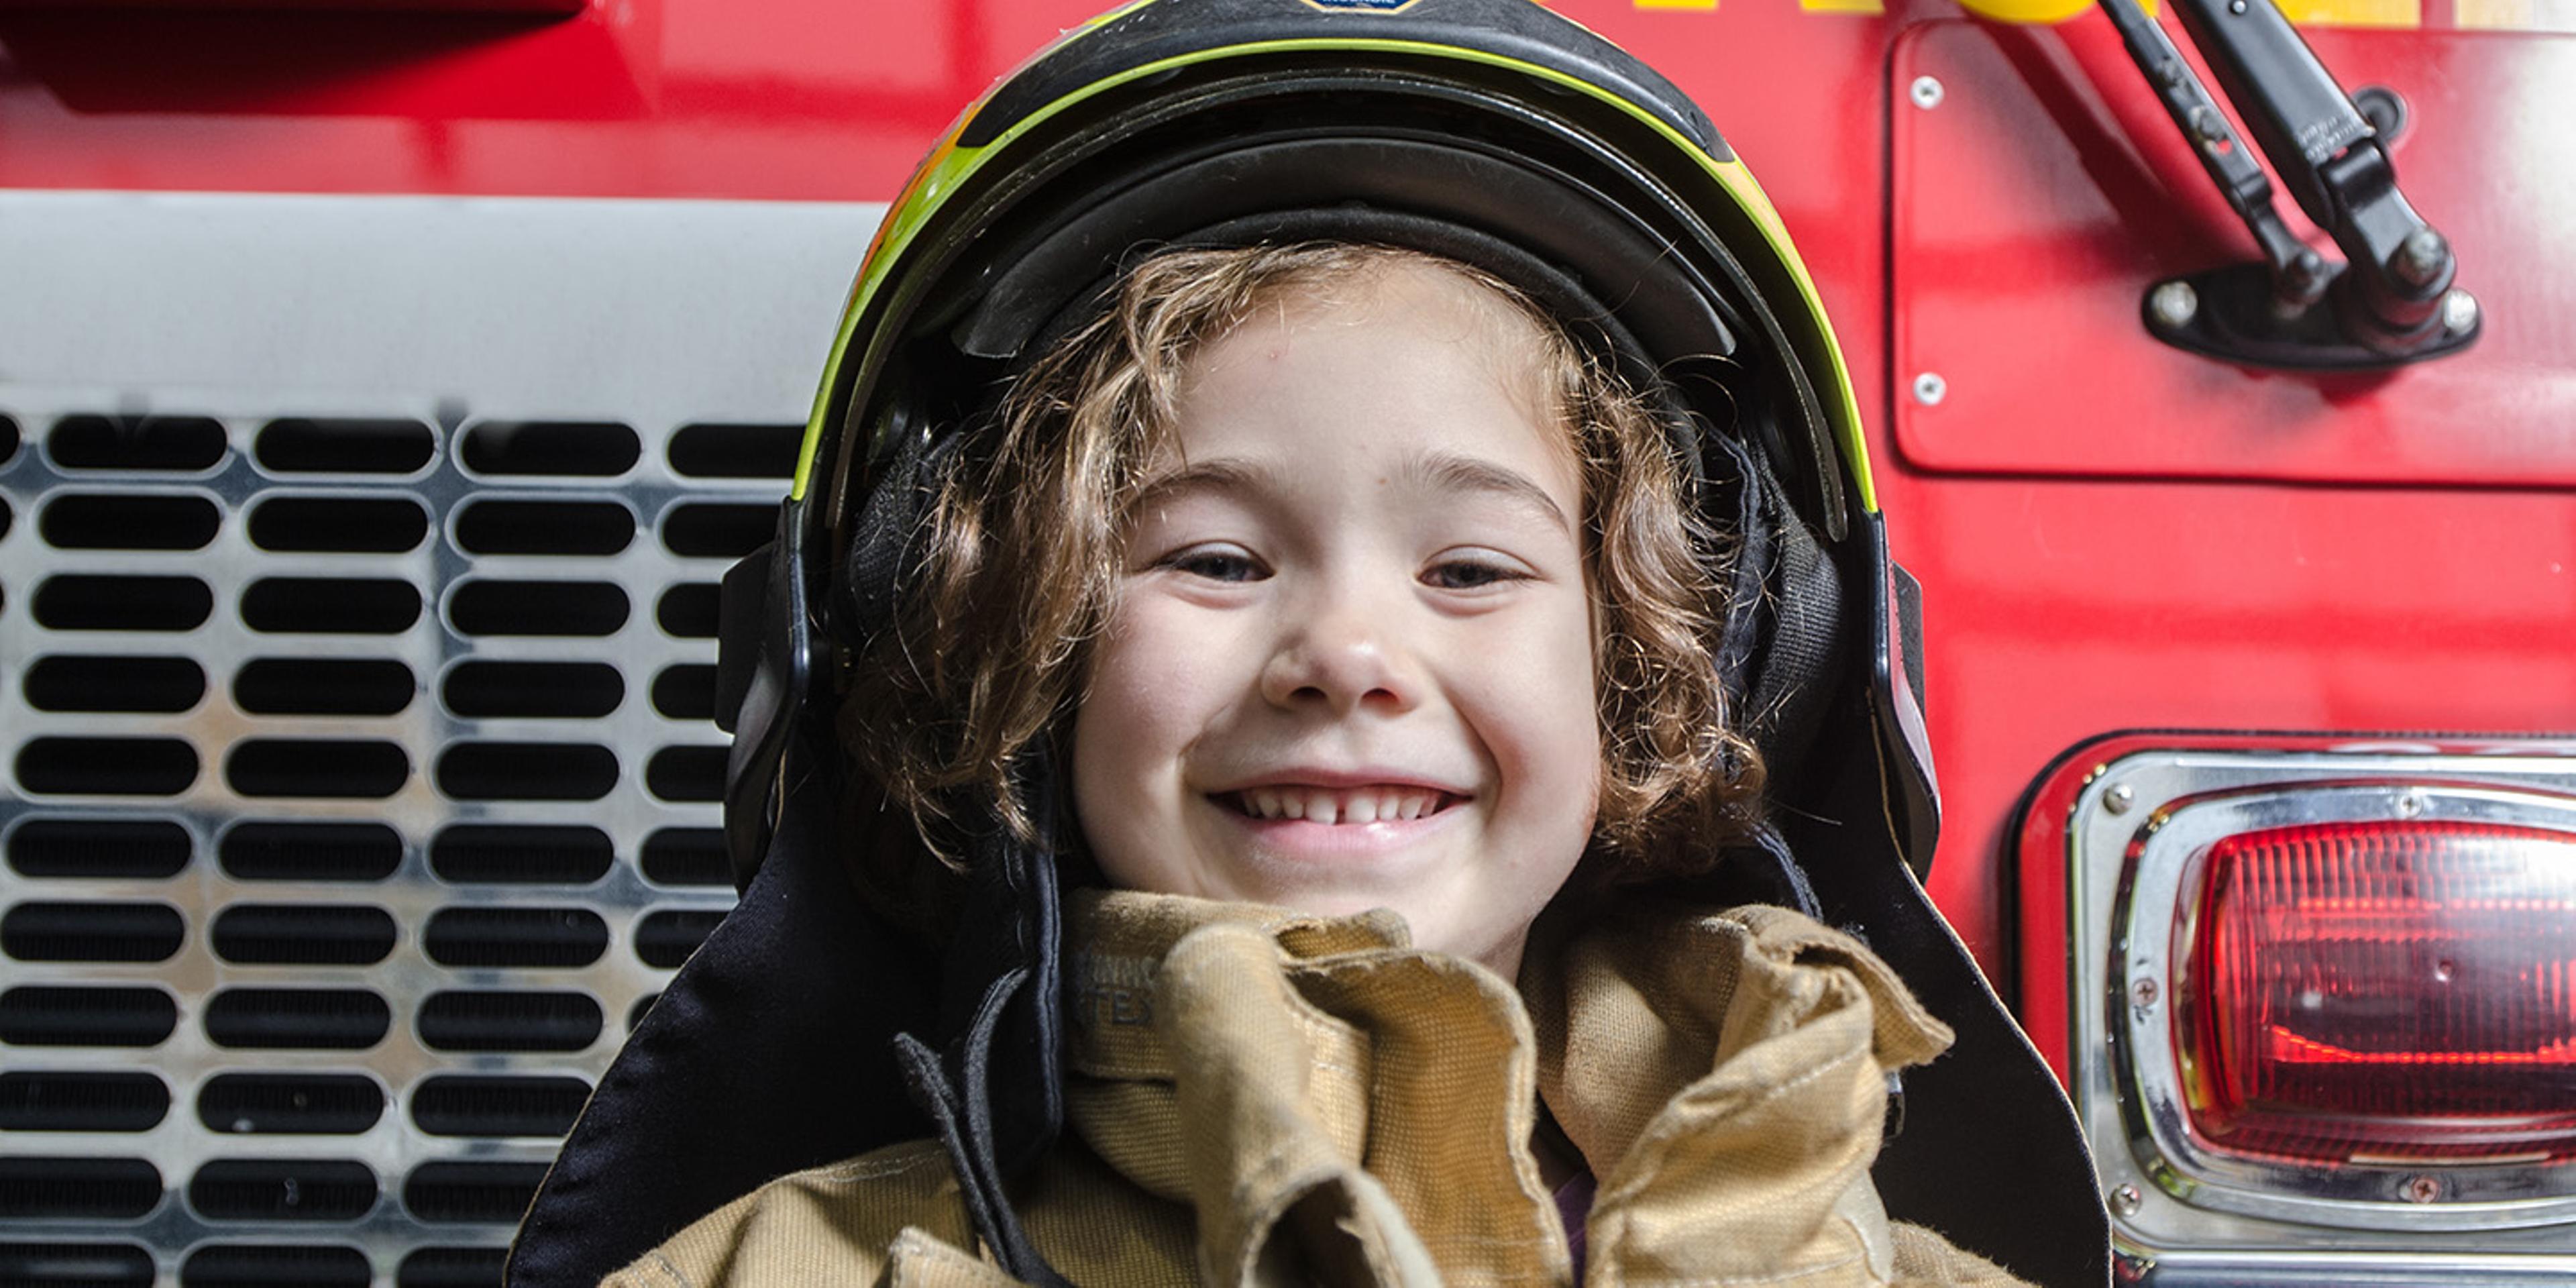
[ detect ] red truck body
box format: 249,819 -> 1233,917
2,0 -> 2570,1281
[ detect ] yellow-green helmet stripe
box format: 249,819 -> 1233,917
792,36 -> 1877,517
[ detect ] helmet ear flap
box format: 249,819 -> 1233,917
833,405 -> 961,652
1706,429 -> 1847,798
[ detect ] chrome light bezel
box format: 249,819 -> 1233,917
2065,746 -> 2576,1271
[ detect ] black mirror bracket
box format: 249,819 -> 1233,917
2097,0 -> 2481,370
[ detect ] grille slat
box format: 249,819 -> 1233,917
15,737 -> 199,797
1,902 -> 186,963
424,908 -> 608,968
225,740 -> 412,800
401,1162 -> 547,1225
654,583 -> 720,638
203,989 -> 392,1051
30,575 -> 214,633
217,822 -> 402,883
0,985 -> 178,1047
23,656 -> 207,714
188,1160 -> 378,1222
411,1075 -> 590,1138
447,580 -> 628,637
639,828 -> 728,888
452,499 -> 633,556
0,1240 -> 154,1288
234,658 -> 418,716
210,904 -> 398,966
199,1074 -> 386,1136
0,1072 -> 171,1132
0,1158 -> 162,1220
246,496 -> 431,554
434,743 -> 617,802
441,661 -> 624,720
667,423 -> 802,480
6,820 -> 192,880
428,825 -> 612,885
256,419 -> 436,475
460,422 -> 640,478
0,190 -> 834,1275
416,991 -> 601,1053
40,494 -> 221,551
180,1244 -> 370,1288
48,415 -> 228,472
241,577 -> 424,635
397,1246 -> 509,1288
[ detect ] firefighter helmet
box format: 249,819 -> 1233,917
511,4 -> 2106,1284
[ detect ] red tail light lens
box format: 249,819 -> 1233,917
2178,818 -> 2576,1167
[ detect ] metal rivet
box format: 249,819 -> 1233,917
2443,288 -> 2479,334
2394,227 -> 2451,288
2108,1183 -> 2143,1216
1911,372 -> 1947,407
2149,280 -> 2199,330
1909,76 -> 1945,110
2404,1174 -> 2441,1204
2131,977 -> 2159,1012
2104,784 -> 2135,815
2397,789 -> 2426,819
2228,0 -> 2248,11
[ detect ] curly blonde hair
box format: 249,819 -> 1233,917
838,242 -> 1762,920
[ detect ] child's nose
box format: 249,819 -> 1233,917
1257,614 -> 1421,716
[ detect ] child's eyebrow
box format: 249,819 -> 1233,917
1412,451 -> 1572,535
1129,458 -> 1267,516
1127,451 -> 1570,535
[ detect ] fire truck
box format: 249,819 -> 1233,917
0,0 -> 2568,1284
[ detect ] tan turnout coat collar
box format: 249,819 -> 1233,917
607,890 -> 2031,1288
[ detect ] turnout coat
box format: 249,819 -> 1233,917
604,891 -> 2035,1288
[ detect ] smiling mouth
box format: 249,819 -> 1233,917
1217,786 -> 1464,825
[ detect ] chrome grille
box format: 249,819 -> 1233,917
0,192 -> 882,1286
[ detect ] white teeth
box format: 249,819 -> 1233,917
1230,786 -> 1454,824
1306,792 -> 1338,825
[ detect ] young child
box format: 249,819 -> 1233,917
602,242 -> 2033,1287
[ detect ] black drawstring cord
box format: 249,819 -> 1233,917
895,967 -> 1073,1287
1748,820 -> 1823,922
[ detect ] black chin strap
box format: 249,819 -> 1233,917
890,758 -> 1075,1283
895,965 -> 1071,1286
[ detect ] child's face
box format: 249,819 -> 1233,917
1071,262 -> 1600,978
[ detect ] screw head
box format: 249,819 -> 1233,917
1911,372 -> 1947,407
2149,280 -> 2199,330
2131,977 -> 2160,1012
2108,1183 -> 2143,1217
2443,288 -> 2479,334
2404,1174 -> 2442,1204
1910,76 -> 1945,110
2394,227 -> 2451,288
2104,784 -> 2136,815
2397,789 -> 2426,819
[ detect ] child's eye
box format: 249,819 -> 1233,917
1421,553 -> 1532,591
1160,543 -> 1269,583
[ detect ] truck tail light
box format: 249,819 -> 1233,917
2033,736 -> 2576,1274
2178,819 -> 2576,1169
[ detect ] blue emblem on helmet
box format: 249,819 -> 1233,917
1301,0 -> 1423,13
